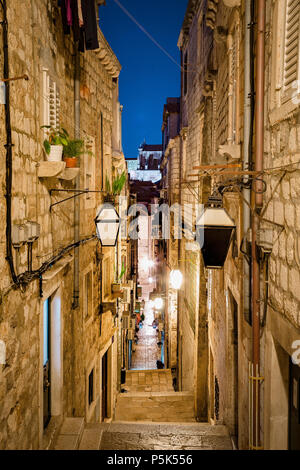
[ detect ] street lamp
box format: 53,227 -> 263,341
154,297 -> 163,310
169,269 -> 183,290
196,195 -> 236,269
141,257 -> 154,271
95,204 -> 120,247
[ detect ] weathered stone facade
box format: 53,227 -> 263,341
0,0 -> 132,450
163,0 -> 300,450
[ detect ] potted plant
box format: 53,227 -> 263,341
41,126 -> 68,162
62,138 -> 85,168
104,171 -> 127,203
111,262 -> 126,298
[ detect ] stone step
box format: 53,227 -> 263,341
54,417 -> 85,450
99,422 -> 232,450
79,424 -> 104,450
115,391 -> 195,423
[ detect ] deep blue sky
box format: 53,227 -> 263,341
99,0 -> 188,158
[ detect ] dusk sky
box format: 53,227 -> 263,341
99,0 -> 188,158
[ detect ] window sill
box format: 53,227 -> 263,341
38,161 -> 79,180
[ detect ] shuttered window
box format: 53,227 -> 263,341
228,24 -> 239,144
42,68 -> 60,129
283,0 -> 300,98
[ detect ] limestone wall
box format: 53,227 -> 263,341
0,0 -> 125,449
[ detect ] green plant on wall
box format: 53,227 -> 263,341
63,138 -> 85,158
105,171 -> 126,196
118,261 -> 126,282
41,126 -> 69,154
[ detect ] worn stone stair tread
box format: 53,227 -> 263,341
79,426 -> 103,450
54,417 -> 85,450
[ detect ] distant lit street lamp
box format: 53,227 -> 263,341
141,257 -> 155,271
95,204 -> 120,247
169,269 -> 183,290
154,297 -> 164,310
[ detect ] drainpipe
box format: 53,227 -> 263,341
1,1 -> 18,285
243,0 -> 252,327
251,0 -> 265,450
73,49 -> 80,309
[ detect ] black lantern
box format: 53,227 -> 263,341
95,204 -> 120,247
196,195 -> 236,269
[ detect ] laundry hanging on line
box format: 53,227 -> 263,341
58,0 -> 99,52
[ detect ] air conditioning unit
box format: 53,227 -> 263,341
160,189 -> 168,199
123,287 -> 131,304
128,330 -> 135,341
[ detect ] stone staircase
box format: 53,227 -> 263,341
54,418 -> 232,450
100,422 -> 233,450
114,391 -> 196,423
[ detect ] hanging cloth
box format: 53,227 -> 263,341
81,0 -> 99,50
65,0 -> 72,26
78,0 -> 84,27
58,0 -> 70,34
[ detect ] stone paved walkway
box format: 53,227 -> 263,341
130,299 -> 161,370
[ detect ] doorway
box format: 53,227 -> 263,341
42,288 -> 62,432
228,289 -> 239,442
43,298 -> 51,429
102,350 -> 108,420
289,359 -> 300,450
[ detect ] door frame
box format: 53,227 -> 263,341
100,336 -> 115,422
39,284 -> 63,447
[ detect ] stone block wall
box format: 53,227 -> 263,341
0,0 -> 124,449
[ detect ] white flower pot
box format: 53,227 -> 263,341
46,145 -> 63,162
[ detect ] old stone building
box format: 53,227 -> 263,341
0,0 -> 134,450
161,0 -> 300,450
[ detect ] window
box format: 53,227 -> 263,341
84,135 -> 96,209
42,68 -> 60,129
283,0 -> 300,101
228,22 -> 240,144
84,270 -> 93,321
88,369 -> 94,406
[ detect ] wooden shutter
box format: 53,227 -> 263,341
283,0 -> 300,96
42,68 -> 60,129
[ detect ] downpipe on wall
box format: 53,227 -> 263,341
73,49 -> 80,310
1,0 -> 18,285
251,0 -> 266,451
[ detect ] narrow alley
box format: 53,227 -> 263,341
1,0 -> 300,455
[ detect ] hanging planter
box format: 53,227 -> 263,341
104,172 -> 126,205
